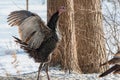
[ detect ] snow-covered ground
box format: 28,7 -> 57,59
0,53 -> 39,76
0,53 -> 120,80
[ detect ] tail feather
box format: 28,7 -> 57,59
100,58 -> 120,67
13,36 -> 37,53
100,62 -> 108,67
99,65 -> 120,77
13,36 -> 48,62
113,68 -> 120,74
13,36 -> 27,45
13,36 -> 39,59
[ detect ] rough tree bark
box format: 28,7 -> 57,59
47,0 -> 81,73
74,0 -> 108,73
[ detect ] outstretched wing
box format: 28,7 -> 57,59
7,10 -> 51,49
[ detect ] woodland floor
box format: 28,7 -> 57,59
0,70 -> 120,80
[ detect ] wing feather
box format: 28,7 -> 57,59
8,10 -> 51,49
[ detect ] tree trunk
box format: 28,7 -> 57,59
47,0 -> 81,73
74,0 -> 108,73
26,0 -> 28,10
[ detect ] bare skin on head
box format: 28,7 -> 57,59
58,6 -> 66,15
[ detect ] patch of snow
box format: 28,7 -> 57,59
0,53 -> 120,79
0,54 -> 39,76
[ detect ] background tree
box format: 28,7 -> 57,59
73,0 -> 107,73
26,0 -> 28,10
48,0 -> 108,73
47,0 -> 81,73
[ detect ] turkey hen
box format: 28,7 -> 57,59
7,6 -> 66,80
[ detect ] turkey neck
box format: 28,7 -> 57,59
47,11 -> 59,31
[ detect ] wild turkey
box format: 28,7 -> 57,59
99,51 -> 120,77
7,6 -> 66,80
